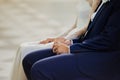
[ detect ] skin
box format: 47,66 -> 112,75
40,0 -> 101,54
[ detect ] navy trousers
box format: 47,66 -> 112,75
22,49 -> 95,80
22,48 -> 120,80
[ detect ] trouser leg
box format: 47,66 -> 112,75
22,48 -> 55,80
30,54 -> 92,80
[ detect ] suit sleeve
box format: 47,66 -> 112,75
70,10 -> 120,53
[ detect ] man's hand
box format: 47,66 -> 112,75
52,42 -> 70,55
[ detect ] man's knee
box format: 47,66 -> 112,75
30,61 -> 52,80
22,53 -> 33,68
22,51 -> 40,67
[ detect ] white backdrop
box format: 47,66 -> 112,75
0,0 -> 90,80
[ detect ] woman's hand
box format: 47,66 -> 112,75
40,37 -> 71,45
40,38 -> 55,44
52,42 -> 70,55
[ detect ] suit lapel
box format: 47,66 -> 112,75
87,2 -> 108,34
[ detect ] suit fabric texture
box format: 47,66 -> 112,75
22,0 -> 120,80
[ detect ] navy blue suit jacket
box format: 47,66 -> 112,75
70,0 -> 120,80
71,0 -> 120,53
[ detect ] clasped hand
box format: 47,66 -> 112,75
40,37 -> 71,54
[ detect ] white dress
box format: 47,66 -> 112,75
10,42 -> 53,80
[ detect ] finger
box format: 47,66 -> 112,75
53,43 -> 60,54
53,47 -> 58,53
46,40 -> 52,43
52,42 -> 58,48
52,44 -> 58,51
64,40 -> 71,45
47,38 -> 54,42
39,40 -> 46,44
54,40 -> 58,44
53,42 -> 59,47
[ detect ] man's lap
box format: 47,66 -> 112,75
23,48 -> 120,80
30,50 -> 94,80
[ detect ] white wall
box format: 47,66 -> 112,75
0,1 -> 90,80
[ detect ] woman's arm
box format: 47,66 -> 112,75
59,17 -> 78,37
65,0 -> 101,40
40,0 -> 96,44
